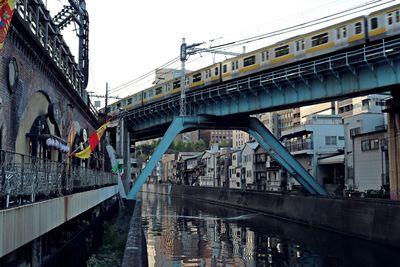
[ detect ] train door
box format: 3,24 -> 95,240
385,10 -> 400,33
294,39 -> 305,58
335,25 -> 348,47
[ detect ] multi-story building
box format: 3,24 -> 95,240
280,115 -> 345,192
340,94 -> 388,190
254,145 -> 267,190
242,141 -> 259,190
229,150 -> 243,189
198,147 -> 219,187
232,130 -> 250,149
265,155 -> 284,191
216,147 -> 235,188
199,129 -> 233,147
352,130 -> 388,193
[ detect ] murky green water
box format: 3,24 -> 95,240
140,191 -> 399,267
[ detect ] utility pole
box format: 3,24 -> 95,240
179,38 -> 204,116
180,38 -> 187,117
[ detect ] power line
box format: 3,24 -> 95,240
210,0 -> 393,51
108,56 -> 180,94
107,0 -> 393,97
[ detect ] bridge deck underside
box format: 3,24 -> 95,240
124,38 -> 400,140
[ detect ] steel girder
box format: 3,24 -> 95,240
127,115 -> 327,199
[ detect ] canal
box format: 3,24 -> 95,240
140,190 -> 400,267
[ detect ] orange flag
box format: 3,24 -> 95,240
73,121 -> 109,159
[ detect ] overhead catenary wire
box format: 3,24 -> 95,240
108,0 -> 393,97
108,56 -> 180,94
209,0 -> 394,51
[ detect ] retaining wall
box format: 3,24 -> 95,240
142,183 -> 400,248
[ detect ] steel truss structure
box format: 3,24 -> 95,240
120,37 -> 400,138
127,115 -> 328,199
13,0 -> 91,109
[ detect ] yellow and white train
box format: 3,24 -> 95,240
104,3 -> 400,114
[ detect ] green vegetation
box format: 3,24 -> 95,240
87,206 -> 132,267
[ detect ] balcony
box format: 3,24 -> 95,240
284,141 -> 313,153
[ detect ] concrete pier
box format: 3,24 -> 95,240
386,92 -> 400,200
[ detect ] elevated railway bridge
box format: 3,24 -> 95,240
117,36 -> 400,200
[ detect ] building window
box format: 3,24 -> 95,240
361,139 -> 380,151
246,170 -> 252,177
371,17 -> 378,29
338,136 -> 345,141
350,127 -> 361,137
325,136 -> 337,146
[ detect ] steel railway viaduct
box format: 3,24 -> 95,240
117,36 -> 400,200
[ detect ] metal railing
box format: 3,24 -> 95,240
0,150 -> 116,209
121,36 -> 400,127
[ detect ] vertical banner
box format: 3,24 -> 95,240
0,0 -> 16,49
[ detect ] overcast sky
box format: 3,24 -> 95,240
46,0 -> 399,106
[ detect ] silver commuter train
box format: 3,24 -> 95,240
104,3 -> 400,115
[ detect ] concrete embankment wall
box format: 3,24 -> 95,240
142,183 -> 400,248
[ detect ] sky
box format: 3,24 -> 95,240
45,0 -> 400,107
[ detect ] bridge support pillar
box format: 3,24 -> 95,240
127,115 -> 327,199
386,92 -> 400,200
122,118 -> 131,195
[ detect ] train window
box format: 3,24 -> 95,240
370,17 -> 378,29
311,33 -> 328,47
342,27 -> 347,38
166,83 -> 171,91
243,55 -> 255,67
355,22 -> 362,34
275,45 -> 289,57
222,64 -> 227,73
215,67 -> 219,75
336,28 -> 341,39
235,60 -> 238,69
155,87 -> 162,94
396,10 -> 400,23
261,51 -> 269,61
127,98 -> 132,105
116,103 -> 121,109
185,77 -> 189,85
173,80 -> 180,89
296,40 -> 304,51
193,73 -> 202,82
388,12 -> 393,25
231,62 -> 236,70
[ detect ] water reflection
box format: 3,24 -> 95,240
140,190 -> 400,267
